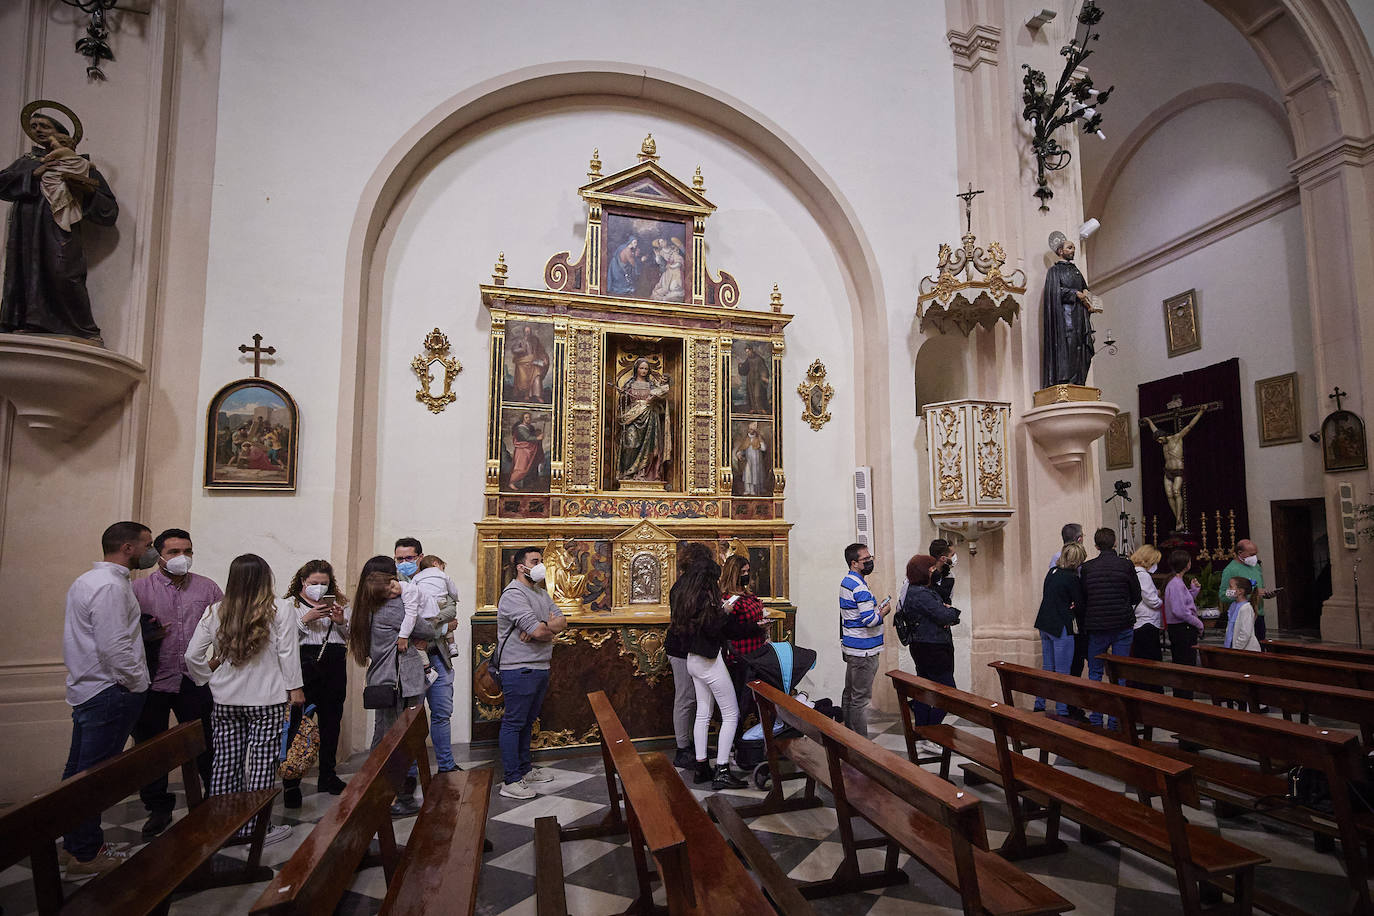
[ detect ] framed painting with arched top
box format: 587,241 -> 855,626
204,378 -> 299,491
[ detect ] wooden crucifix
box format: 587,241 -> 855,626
1138,395 -> 1224,531
238,333 -> 276,378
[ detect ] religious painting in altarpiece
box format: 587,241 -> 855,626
469,140 -> 797,750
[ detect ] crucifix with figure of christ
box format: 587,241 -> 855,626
1139,394 -> 1223,531
238,333 -> 276,377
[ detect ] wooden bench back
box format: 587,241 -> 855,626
1263,639 -> 1374,666
990,661 -> 1365,775
748,680 -> 985,837
586,691 -> 691,908
250,706 -> 429,915
892,670 -> 1194,804
0,720 -> 204,871
1199,645 -> 1374,690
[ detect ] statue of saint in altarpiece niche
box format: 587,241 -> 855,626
616,356 -> 673,483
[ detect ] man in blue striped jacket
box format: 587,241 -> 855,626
839,542 -> 891,737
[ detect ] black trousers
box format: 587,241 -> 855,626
132,676 -> 213,813
909,642 -> 956,727
1128,624 -> 1165,693
1166,623 -> 1199,700
286,642 -> 347,784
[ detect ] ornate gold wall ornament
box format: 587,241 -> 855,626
1163,289 -> 1201,357
618,625 -> 669,685
916,186 -> 1025,336
975,406 -> 1005,500
411,328 -> 462,413
797,359 -> 834,431
934,407 -> 965,502
475,702 -> 504,722
580,628 -> 616,649
1255,372 -> 1301,446
530,721 -> 576,749
638,133 -> 659,162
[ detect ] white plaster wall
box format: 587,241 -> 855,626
1091,98 -> 1294,272
1093,207 -> 1320,581
192,0 -> 959,734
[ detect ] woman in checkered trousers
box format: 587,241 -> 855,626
185,554 -> 305,847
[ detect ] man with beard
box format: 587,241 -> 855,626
1040,233 -> 1100,388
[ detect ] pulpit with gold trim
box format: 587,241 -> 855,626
470,138 -> 796,749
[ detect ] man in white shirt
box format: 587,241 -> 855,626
61,521 -> 157,879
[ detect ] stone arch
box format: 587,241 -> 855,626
1086,83 -> 1294,220
328,63 -> 893,575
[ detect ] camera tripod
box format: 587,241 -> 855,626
1106,487 -> 1135,555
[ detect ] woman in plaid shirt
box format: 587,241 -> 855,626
720,555 -> 769,665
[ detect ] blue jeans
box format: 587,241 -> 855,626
1086,628 -> 1133,728
62,684 -> 145,860
405,649 -> 457,783
499,667 -> 550,784
1036,628 -> 1076,716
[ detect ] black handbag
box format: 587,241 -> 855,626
362,648 -> 401,710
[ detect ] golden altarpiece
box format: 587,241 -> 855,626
470,138 -> 795,749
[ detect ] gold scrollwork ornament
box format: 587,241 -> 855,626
797,359 -> 834,431
411,328 -> 463,413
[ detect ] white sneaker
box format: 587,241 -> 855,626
262,824 -> 292,846
917,739 -> 944,757
63,844 -> 133,882
524,766 -> 555,783
500,778 -> 537,799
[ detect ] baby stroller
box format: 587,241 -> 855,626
734,641 -> 837,790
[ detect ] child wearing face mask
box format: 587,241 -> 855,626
1223,577 -> 1261,652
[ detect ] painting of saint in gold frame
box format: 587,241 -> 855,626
204,379 -> 298,490
503,320 -> 554,404
499,407 -> 552,493
731,339 -> 772,415
731,419 -> 775,497
603,210 -> 691,302
1163,289 -> 1201,358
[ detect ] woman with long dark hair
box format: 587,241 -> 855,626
184,554 -> 303,847
280,559 -> 349,807
897,554 -> 961,753
347,555 -> 436,816
668,554 -> 752,789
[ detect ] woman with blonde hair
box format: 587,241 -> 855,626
1128,546 -> 1165,691
184,554 -> 303,847
1032,542 -> 1086,716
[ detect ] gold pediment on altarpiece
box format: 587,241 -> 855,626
610,520 -> 678,614
578,159 -> 716,217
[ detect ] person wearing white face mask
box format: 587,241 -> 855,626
130,527 -> 223,839
1220,540 -> 1278,642
60,521 -> 156,879
1127,545 -> 1166,693
494,546 -> 566,799
279,559 -> 350,806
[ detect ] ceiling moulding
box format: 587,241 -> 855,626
0,336 -> 144,438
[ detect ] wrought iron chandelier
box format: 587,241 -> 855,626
1021,0 -> 1114,211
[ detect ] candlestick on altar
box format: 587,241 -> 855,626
1197,512 -> 1211,562
1227,509 -> 1236,555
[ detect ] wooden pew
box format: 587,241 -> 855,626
1199,644 -> 1374,692
560,689 -> 798,915
1103,653 -> 1374,748
890,670 -> 1264,915
0,720 -> 276,916
1264,639 -> 1374,667
252,706 -> 493,916
747,680 -> 1071,915
990,661 -> 1372,916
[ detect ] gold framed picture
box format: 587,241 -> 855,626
204,378 -> 298,490
1105,411 -> 1133,469
1163,289 -> 1201,358
1255,372 -> 1301,446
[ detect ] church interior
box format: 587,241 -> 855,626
2,0 -> 1373,912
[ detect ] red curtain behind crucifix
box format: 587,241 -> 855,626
1137,357 -> 1250,544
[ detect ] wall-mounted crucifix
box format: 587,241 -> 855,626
1330,386 -> 1348,411
238,333 -> 276,378
1139,394 -> 1224,531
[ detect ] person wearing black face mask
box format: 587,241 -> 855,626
59,521 -> 155,879
928,539 -> 957,605
839,542 -> 892,737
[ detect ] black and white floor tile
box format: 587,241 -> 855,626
0,712 -> 1364,914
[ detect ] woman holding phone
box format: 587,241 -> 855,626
280,559 -> 350,806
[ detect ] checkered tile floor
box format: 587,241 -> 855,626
0,713 -> 1364,914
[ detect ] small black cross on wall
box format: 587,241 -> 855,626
1330,386 -> 1348,411
238,333 -> 276,377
